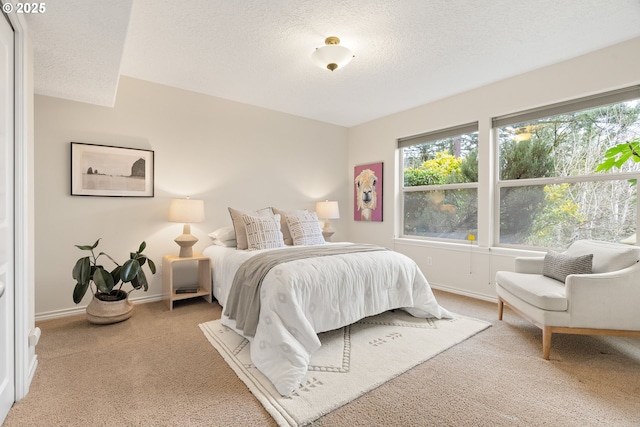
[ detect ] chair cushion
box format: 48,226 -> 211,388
565,240 -> 640,273
542,251 -> 592,283
496,271 -> 567,311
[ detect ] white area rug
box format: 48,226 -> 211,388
200,311 -> 490,427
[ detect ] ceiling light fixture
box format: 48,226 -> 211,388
312,36 -> 354,71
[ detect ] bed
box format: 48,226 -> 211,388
203,209 -> 451,396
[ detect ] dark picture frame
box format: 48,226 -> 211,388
354,161 -> 383,221
70,142 -> 154,197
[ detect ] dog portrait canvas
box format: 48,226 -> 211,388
354,162 -> 383,221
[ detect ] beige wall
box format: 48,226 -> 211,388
35,77 -> 348,318
35,37 -> 640,317
346,37 -> 640,300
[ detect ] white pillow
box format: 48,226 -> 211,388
208,226 -> 236,242
210,238 -> 237,247
273,207 -> 308,245
565,239 -> 640,273
286,211 -> 326,246
228,207 -> 273,250
242,213 -> 285,250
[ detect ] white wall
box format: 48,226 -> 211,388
347,37 -> 640,300
34,77 -> 348,318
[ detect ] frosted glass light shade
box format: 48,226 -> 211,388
312,37 -> 354,71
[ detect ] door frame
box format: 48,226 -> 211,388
0,9 -> 15,423
5,6 -> 35,401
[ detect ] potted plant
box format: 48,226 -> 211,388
72,238 -> 156,324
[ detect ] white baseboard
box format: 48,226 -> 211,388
35,293 -> 164,322
22,356 -> 38,401
430,283 -> 498,304
35,287 -> 494,321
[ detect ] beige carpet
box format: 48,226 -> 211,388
200,311 -> 490,426
4,290 -> 640,426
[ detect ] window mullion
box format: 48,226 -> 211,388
403,182 -> 478,192
498,172 -> 639,188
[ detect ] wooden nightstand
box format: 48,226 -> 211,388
162,254 -> 212,310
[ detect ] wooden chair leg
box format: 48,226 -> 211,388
498,298 -> 504,320
542,326 -> 552,360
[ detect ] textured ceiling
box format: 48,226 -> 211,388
26,0 -> 640,127
26,0 -> 132,106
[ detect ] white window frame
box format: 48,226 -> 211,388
493,85 -> 640,249
398,122 -> 479,242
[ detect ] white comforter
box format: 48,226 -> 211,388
203,243 -> 452,396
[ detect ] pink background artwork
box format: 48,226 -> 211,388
353,162 -> 383,222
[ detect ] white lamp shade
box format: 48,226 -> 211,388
312,44 -> 354,70
316,200 -> 340,219
169,198 -> 205,223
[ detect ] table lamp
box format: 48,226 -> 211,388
316,200 -> 340,241
169,198 -> 205,257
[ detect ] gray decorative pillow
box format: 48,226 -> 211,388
542,251 -> 593,283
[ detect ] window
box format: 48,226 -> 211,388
495,86 -> 640,248
399,123 -> 479,240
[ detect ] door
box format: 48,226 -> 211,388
0,10 -> 14,425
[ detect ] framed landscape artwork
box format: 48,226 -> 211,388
70,142 -> 154,197
353,161 -> 383,222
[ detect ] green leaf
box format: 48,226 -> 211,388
138,241 -> 146,253
72,257 -> 91,284
597,139 -> 640,172
131,269 -> 148,291
139,269 -> 149,291
147,258 -> 156,274
120,259 -> 141,282
595,158 -> 615,172
72,281 -> 90,304
110,266 -> 122,285
93,266 -> 115,294
603,144 -> 627,156
74,238 -> 101,251
615,150 -> 632,164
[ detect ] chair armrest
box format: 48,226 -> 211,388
565,262 -> 640,329
514,257 -> 544,274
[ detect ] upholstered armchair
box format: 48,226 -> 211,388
495,239 -> 640,359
